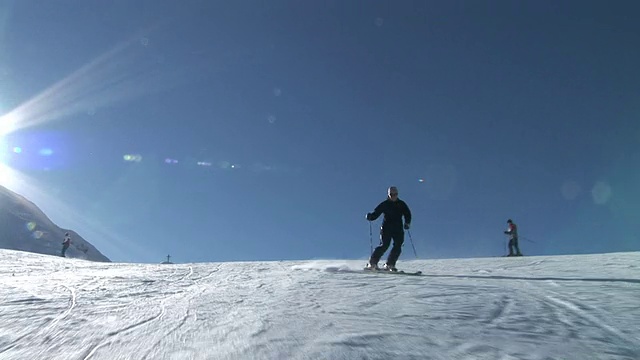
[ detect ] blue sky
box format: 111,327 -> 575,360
0,1 -> 638,263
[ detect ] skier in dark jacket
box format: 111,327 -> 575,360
365,186 -> 412,271
61,232 -> 71,257
504,219 -> 522,256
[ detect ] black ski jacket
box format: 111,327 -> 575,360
367,199 -> 412,233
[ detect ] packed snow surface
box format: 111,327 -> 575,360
0,250 -> 638,359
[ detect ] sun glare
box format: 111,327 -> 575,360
0,114 -> 16,137
0,114 -> 16,188
0,163 -> 17,189
0,135 -> 7,163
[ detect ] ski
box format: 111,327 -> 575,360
363,268 -> 422,276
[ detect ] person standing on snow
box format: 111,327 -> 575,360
504,219 -> 522,256
365,186 -> 412,271
61,232 -> 71,257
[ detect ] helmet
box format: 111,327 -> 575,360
507,219 -> 512,224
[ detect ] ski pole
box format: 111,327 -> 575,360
369,222 -> 373,254
504,235 -> 508,256
407,230 -> 418,258
521,236 -> 536,244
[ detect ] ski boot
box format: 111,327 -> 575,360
383,263 -> 398,272
365,262 -> 379,271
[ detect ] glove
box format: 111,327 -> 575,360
504,231 -> 509,234
404,223 -> 410,230
365,213 -> 373,221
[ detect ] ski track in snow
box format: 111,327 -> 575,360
0,251 -> 638,360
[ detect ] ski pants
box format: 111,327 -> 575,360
61,245 -> 69,257
370,230 -> 404,266
508,238 -> 521,255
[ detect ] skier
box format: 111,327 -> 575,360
61,232 -> 71,257
365,186 -> 412,271
504,219 -> 522,256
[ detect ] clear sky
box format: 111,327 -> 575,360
0,1 -> 638,263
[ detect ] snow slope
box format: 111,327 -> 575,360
0,185 -> 109,262
0,249 -> 638,360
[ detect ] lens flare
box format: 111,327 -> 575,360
591,181 -> 613,205
26,221 -> 36,231
123,154 -> 142,162
561,180 -> 581,200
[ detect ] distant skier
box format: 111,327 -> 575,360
365,186 -> 412,271
504,219 -> 522,256
61,232 -> 71,257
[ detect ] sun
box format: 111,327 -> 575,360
0,113 -> 17,137
0,126 -> 17,188
0,162 -> 17,189
0,134 -> 6,163
0,140 -> 10,186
